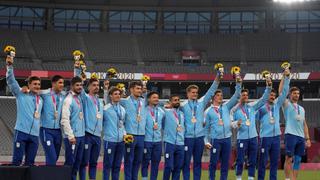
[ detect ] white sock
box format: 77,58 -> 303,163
285,179 -> 290,180
248,176 -> 254,180
236,176 -> 242,180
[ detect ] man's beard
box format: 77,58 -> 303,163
173,104 -> 180,108
74,89 -> 81,95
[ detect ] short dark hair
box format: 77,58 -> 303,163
129,81 -> 143,89
214,89 -> 223,96
147,91 -> 159,99
71,76 -> 82,86
51,75 -> 64,83
241,89 -> 249,94
88,78 -> 99,85
270,88 -> 277,94
108,87 -> 122,95
27,76 -> 41,84
186,85 -> 199,92
169,94 -> 180,101
290,86 -> 300,93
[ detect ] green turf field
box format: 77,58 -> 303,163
86,170 -> 320,179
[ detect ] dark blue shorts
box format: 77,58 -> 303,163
285,134 -> 305,157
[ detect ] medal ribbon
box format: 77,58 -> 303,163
73,95 -> 83,113
188,100 -> 197,118
213,106 -> 222,119
50,89 -> 58,112
266,103 -> 274,118
90,95 -> 100,114
240,105 -> 249,120
131,96 -> 142,116
149,106 -> 158,123
113,104 -> 123,121
293,103 -> 300,115
173,109 -> 181,125
35,95 -> 40,113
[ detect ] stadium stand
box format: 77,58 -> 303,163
83,32 -> 136,64
29,31 -> 84,60
189,34 -> 241,62
1,29 -> 320,73
0,30 -> 34,58
244,32 -> 291,62
136,33 -> 185,63
301,33 -> 320,61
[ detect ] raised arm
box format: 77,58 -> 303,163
142,81 -> 148,98
73,65 -> 88,99
74,67 -> 81,78
279,69 -> 290,94
6,65 -> 22,96
251,85 -> 272,111
225,82 -> 241,110
103,80 -> 110,104
143,92 -> 148,105
277,76 -> 290,106
278,76 -> 284,95
202,75 -> 220,106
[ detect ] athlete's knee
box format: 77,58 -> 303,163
292,155 -> 302,170
285,156 -> 293,163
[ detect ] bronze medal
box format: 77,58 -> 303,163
34,111 -> 40,119
153,123 -> 158,130
136,115 -> 141,122
245,119 -> 251,126
79,112 -> 84,120
96,113 -> 102,120
54,111 -> 59,120
191,117 -> 197,123
269,117 -> 275,124
176,125 -> 182,132
296,115 -> 302,121
118,121 -> 124,128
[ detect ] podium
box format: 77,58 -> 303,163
0,165 -> 28,180
0,165 -> 72,180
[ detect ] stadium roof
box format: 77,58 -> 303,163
0,0 -> 265,7
1,0 -> 320,10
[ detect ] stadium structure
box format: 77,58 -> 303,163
0,0 -> 320,177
